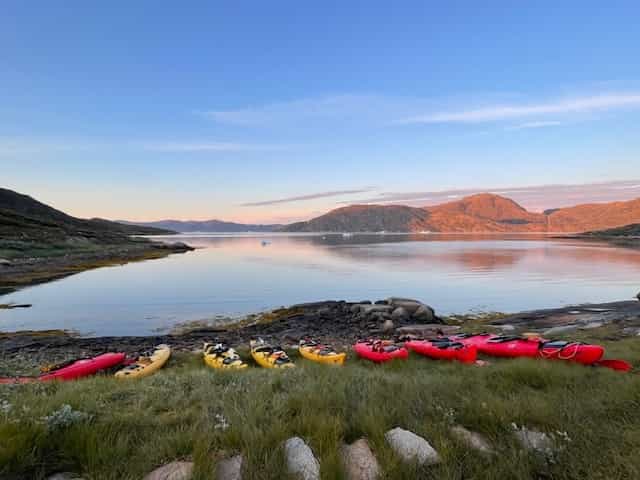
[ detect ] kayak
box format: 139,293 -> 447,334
453,334 -> 604,365
299,339 -> 346,365
115,345 -> 171,379
0,352 -> 126,384
405,339 -> 477,363
354,340 -> 408,363
250,339 -> 295,369
204,343 -> 248,370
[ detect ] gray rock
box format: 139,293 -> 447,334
374,300 -> 388,305
284,437 -> 320,480
396,324 -> 460,336
636,291 -> 640,301
216,455 -> 243,480
0,258 -> 11,266
360,305 -> 393,315
340,439 -> 380,480
412,305 -> 435,323
450,426 -> 493,454
391,307 -> 410,321
543,324 -> 579,336
387,299 -> 423,314
143,461 -> 194,480
351,304 -> 363,314
384,427 -> 440,466
513,427 -> 555,458
381,319 -> 395,332
386,297 -> 421,304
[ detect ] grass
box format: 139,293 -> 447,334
1,338 -> 639,480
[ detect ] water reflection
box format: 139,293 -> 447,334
1,234 -> 639,335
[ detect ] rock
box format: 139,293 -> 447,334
215,455 -> 243,480
543,324 -> 579,336
374,300 -> 388,305
384,427 -> 440,466
411,305 -> 435,323
340,439 -> 380,480
47,474 -> 85,480
450,426 -> 493,454
513,426 -> 555,459
143,461 -> 194,480
396,324 -> 460,336
579,322 -> 603,330
350,304 -> 363,314
387,298 -> 423,314
490,324 -> 515,332
381,319 -> 395,332
636,291 -> 640,301
360,305 -> 393,315
360,300 -> 373,305
284,437 -> 320,480
391,307 -> 410,321
0,258 -> 11,266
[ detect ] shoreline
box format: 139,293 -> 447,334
2,297 -> 639,375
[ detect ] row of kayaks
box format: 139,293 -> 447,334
355,334 -> 631,371
0,334 -> 630,383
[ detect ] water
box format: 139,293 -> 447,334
2,234 -> 639,336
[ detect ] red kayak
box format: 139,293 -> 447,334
354,340 -> 408,363
405,339 -> 477,363
452,334 -> 604,365
0,352 -> 126,384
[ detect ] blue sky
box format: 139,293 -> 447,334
2,1 -> 639,223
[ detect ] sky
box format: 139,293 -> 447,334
2,1 -> 640,223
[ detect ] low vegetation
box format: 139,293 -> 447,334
1,336 -> 639,480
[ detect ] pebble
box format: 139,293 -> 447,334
384,427 -> 440,466
340,439 -> 380,480
284,437 -> 320,480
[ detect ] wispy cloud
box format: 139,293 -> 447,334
508,120 -> 564,130
340,180 -> 640,211
141,141 -> 288,152
401,92 -> 640,124
241,188 -> 376,207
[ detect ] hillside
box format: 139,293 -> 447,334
282,193 -> 640,233
0,188 -> 190,293
121,219 -> 281,233
583,223 -> 640,237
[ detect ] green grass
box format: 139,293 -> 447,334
1,344 -> 639,480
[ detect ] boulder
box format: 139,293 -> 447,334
387,298 -> 423,314
143,461 -> 194,480
636,291 -> 640,301
450,426 -> 493,454
391,307 -> 410,321
350,304 -> 363,314
284,437 -> 320,480
396,324 -> 460,336
374,300 -> 388,305
0,258 -> 11,267
215,455 -> 243,480
360,305 -> 393,315
513,426 -> 555,459
381,319 -> 395,332
411,305 -> 435,323
384,427 -> 440,466
340,439 -> 380,480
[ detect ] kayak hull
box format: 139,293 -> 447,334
204,345 -> 248,370
0,352 -> 126,384
299,345 -> 346,365
354,342 -> 408,363
405,340 -> 477,363
250,340 -> 295,369
115,345 -> 171,379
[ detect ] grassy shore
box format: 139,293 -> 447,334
1,336 -> 639,480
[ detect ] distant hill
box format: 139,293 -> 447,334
121,219 -> 282,233
282,193 -> 640,233
582,223 -> 640,237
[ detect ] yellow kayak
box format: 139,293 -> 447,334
203,343 -> 247,370
299,339 -> 346,365
115,344 -> 171,379
250,339 -> 295,369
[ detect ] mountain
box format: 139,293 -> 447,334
0,188 -> 175,238
282,193 -> 640,233
121,219 -> 282,233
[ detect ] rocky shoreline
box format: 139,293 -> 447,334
2,296 -> 639,376
0,241 -> 194,295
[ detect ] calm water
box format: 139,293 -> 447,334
2,234 -> 639,336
